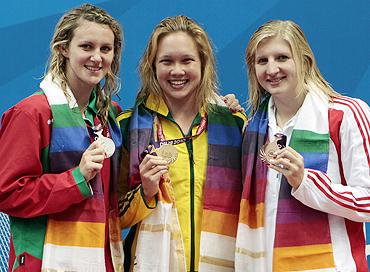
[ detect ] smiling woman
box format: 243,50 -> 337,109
236,20 -> 370,272
0,4 -> 124,272
117,15 -> 246,272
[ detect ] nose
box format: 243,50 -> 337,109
170,63 -> 185,76
266,61 -> 279,75
90,51 -> 102,63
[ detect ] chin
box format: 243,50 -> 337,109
87,77 -> 104,86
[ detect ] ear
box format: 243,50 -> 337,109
59,44 -> 69,58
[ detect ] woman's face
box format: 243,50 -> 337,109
62,19 -> 115,94
254,36 -> 299,99
155,31 -> 201,106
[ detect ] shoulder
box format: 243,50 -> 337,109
3,91 -> 51,123
16,91 -> 50,111
330,95 -> 369,135
330,95 -> 369,121
1,91 -> 52,147
110,100 -> 123,116
208,103 -> 247,131
331,95 -> 369,111
116,108 -> 135,146
116,108 -> 134,124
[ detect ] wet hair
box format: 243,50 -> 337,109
137,15 -> 219,112
246,20 -> 338,115
47,3 -> 123,124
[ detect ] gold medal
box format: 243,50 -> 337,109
259,133 -> 286,164
156,144 -> 178,164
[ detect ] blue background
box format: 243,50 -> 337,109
0,0 -> 369,270
0,0 -> 369,113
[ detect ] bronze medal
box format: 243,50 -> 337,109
259,133 -> 287,164
156,144 -> 178,164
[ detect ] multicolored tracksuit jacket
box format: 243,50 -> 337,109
0,89 -> 122,272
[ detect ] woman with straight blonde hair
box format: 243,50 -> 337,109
118,15 -> 245,271
0,4 -> 124,271
236,20 -> 370,271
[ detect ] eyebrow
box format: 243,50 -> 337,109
157,54 -> 171,59
158,54 -> 197,59
78,40 -> 113,46
255,51 -> 291,58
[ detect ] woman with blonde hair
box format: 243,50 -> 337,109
236,20 -> 370,271
118,15 -> 245,271
0,4 -> 124,271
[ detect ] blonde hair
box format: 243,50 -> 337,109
47,3 -> 123,124
246,20 -> 338,115
137,15 -> 219,112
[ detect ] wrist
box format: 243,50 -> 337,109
140,186 -> 157,209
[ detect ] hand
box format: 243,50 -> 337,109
79,141 -> 105,182
268,146 -> 304,189
222,94 -> 245,113
139,154 -> 169,202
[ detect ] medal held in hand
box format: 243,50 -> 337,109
94,129 -> 115,158
156,144 -> 178,164
259,133 -> 287,164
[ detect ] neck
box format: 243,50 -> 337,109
69,84 -> 93,113
273,92 -> 306,128
166,98 -> 198,134
65,71 -> 94,112
75,93 -> 91,113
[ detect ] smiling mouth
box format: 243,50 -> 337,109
168,79 -> 188,88
267,76 -> 286,85
85,65 -> 102,72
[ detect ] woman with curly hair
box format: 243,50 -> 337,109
0,4 -> 124,271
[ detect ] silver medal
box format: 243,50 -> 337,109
95,130 -> 115,158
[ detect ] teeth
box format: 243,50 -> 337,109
86,66 -> 101,71
170,80 -> 187,85
269,78 -> 282,82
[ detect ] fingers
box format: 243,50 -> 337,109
268,147 -> 304,189
139,154 -> 169,200
86,140 -> 102,151
85,142 -> 105,163
274,146 -> 301,161
140,155 -> 169,178
141,165 -> 168,184
270,147 -> 298,165
79,142 -> 106,182
223,94 -> 245,113
140,154 -> 169,171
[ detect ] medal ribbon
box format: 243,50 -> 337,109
82,112 -> 110,141
153,113 -> 207,147
82,112 -> 115,158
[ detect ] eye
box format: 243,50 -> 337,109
101,46 -> 112,53
256,57 -> 268,65
277,55 -> 289,61
80,44 -> 92,50
159,59 -> 172,65
183,58 -> 195,64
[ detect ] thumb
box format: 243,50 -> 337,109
87,140 -> 101,151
